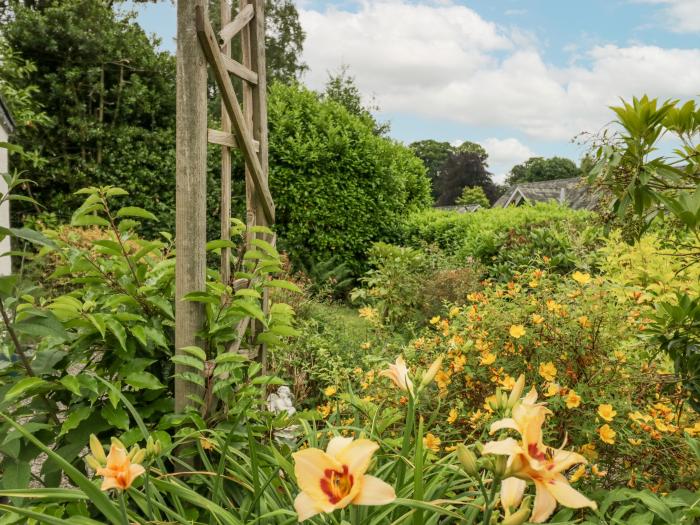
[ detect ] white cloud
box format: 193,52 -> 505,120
635,0 -> 700,33
299,1 -> 700,142
481,138 -> 534,183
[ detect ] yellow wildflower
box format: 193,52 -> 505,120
570,464 -> 586,482
544,383 -> 560,397
423,433 -> 441,452
572,271 -> 591,285
435,370 -> 452,390
429,316 -> 440,325
565,389 -> 581,409
449,306 -> 461,318
597,404 -> 617,422
500,374 -> 516,390
598,424 -> 616,444
324,386 -> 338,397
577,316 -> 591,328
538,362 -> 557,382
531,313 -> 545,325
480,352 -> 497,366
591,464 -> 607,477
509,324 -> 526,339
447,408 -> 458,424
360,341 -> 371,350
628,438 -> 642,446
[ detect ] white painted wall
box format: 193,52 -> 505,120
0,126 -> 11,276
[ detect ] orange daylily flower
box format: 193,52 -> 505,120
378,356 -> 414,395
483,388 -> 596,523
292,437 -> 395,522
95,443 -> 145,491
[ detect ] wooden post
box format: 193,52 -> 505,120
240,0 -> 255,252
220,0 -> 232,285
175,0 -> 207,413
250,0 -> 270,370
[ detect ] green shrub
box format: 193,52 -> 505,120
403,204 -> 601,278
268,82 -> 432,275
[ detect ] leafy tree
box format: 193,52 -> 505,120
1,0 -> 178,235
268,82 -> 432,275
434,151 -> 500,206
409,140 -> 454,199
506,156 -> 581,186
455,186 -> 490,208
265,0 -> 307,84
455,141 -> 488,164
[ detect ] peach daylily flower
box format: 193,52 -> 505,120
378,356 -> 414,395
96,443 -> 145,491
292,437 -> 395,522
483,388 -> 596,523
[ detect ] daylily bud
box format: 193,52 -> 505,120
475,442 -> 485,454
456,444 -> 479,476
507,375 -> 525,408
128,445 -> 141,461
131,448 -> 146,465
498,390 -> 508,410
501,507 -> 530,525
89,434 -> 106,464
487,395 -> 500,411
419,355 -> 444,389
86,455 -> 103,471
493,455 -> 507,478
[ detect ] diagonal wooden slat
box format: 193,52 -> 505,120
219,3 -> 254,43
195,3 -> 274,223
221,54 -> 258,85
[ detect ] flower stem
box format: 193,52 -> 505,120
118,491 -> 129,525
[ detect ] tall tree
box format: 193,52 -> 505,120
265,0 -> 307,83
506,156 -> 582,186
409,140 -> 453,199
435,151 -> 499,206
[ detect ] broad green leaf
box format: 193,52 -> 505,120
59,375 -> 82,396
5,377 -> 47,401
125,371 -> 165,390
116,206 -> 157,221
59,406 -> 91,436
264,279 -> 301,293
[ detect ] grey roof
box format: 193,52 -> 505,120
493,177 -> 600,210
0,93 -> 15,134
434,204 -> 483,213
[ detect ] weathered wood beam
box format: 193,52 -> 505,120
175,0 -> 207,413
220,0 -> 233,286
219,3 -> 254,44
208,128 -> 260,151
221,55 -> 259,85
195,4 -> 275,224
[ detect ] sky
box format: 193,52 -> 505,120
122,0 -> 700,182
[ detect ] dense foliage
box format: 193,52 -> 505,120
268,82 -> 432,275
506,156 -> 583,186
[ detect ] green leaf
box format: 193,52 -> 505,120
264,279 -> 302,293
206,239 -> 237,251
59,376 -> 82,396
106,320 -> 127,352
5,377 -> 47,401
116,206 -> 157,221
172,355 -> 204,371
71,215 -> 110,227
59,406 -> 91,436
180,345 -> 206,361
101,404 -> 129,431
125,371 -> 165,390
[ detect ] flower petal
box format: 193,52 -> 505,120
127,463 -> 145,487
489,418 -> 519,435
294,491 -> 322,522
551,449 -> 587,474
531,480 -> 557,523
336,439 -> 379,477
482,437 -> 522,457
100,476 -> 121,492
353,475 -> 396,506
547,474 -> 597,510
292,448 -> 342,503
326,437 -> 354,458
501,476 -> 527,511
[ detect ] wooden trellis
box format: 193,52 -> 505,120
175,0 -> 273,413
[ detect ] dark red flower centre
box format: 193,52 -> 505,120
320,465 -> 353,504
